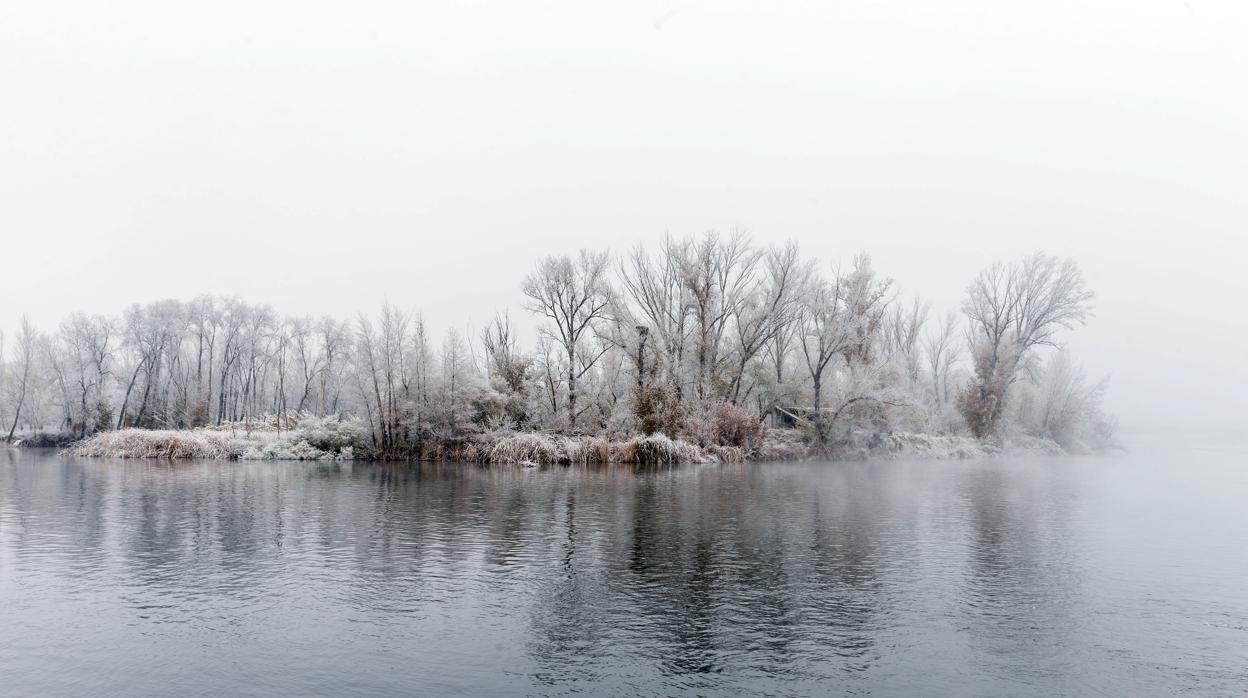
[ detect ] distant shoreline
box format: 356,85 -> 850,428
0,241 -> 1116,472
34,425 -> 1083,464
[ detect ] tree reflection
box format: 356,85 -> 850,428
0,451 -> 1084,695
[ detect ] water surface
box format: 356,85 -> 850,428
2,436 -> 1245,696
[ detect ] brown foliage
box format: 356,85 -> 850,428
633,383 -> 683,437
711,402 -> 767,452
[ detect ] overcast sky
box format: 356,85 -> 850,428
2,0 -> 1245,431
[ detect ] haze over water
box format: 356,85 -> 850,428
2,436 -> 1245,697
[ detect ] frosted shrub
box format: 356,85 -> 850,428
711,403 -> 767,452
882,432 -> 986,460
70,429 -> 248,459
69,417 -> 363,461
755,429 -> 812,461
627,434 -> 705,465
475,431 -> 708,465
236,416 -> 365,460
1014,350 -> 1117,453
633,384 -> 682,437
291,416 -> 367,453
484,432 -> 564,463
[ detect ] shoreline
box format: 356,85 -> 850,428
36,426 -> 1085,464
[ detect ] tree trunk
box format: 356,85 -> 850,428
117,359 -> 145,430
5,373 -> 27,441
566,344 -> 577,428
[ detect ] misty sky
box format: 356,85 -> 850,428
2,0 -> 1245,431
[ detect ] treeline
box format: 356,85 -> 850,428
0,232 -> 1115,457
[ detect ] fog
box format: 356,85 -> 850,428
1,0 -> 1245,432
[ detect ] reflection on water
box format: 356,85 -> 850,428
1,444 -> 1246,697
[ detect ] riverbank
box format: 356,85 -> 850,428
55,422 -> 1074,464
65,426 -> 763,464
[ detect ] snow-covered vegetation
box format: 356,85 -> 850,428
69,415 -> 366,460
1,233 -> 1116,461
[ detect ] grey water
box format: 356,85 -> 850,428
2,435 -> 1246,697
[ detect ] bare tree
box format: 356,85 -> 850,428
5,317 -> 37,442
187,295 -> 219,425
680,230 -> 760,402
480,311 -> 520,380
213,299 -> 248,425
1022,349 -> 1112,449
355,313 -> 388,449
883,297 -> 929,386
923,311 -> 962,410
41,333 -> 74,433
799,274 -> 852,415
0,235 -> 1110,460
522,250 -> 613,428
532,334 -> 562,423
959,253 -> 1094,439
726,241 -> 810,404
288,316 -> 319,413
617,235 -> 691,396
431,328 -> 475,442
840,253 -> 894,367
317,316 -> 350,416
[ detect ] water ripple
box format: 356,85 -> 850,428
1,450 -> 1246,697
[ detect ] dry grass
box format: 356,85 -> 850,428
754,428 -> 813,461
472,432 -> 713,465
68,416 -> 365,461
69,429 -> 255,459
70,423 -> 803,465
483,433 -> 566,464
621,434 -> 706,464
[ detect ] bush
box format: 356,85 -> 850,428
711,403 -> 767,452
291,416 -> 367,453
69,429 -> 250,459
625,434 -> 706,465
483,432 -> 564,464
68,416 -> 365,461
755,428 -> 812,461
633,383 -> 682,436
471,431 -> 709,465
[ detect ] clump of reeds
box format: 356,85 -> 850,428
472,431 -> 709,465
754,428 -> 813,461
483,432 -> 566,464
69,429 -> 251,459
68,416 -> 367,461
622,433 -> 706,464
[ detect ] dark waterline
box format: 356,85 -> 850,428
2,436 -> 1246,697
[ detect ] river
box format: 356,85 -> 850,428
1,434 -> 1245,696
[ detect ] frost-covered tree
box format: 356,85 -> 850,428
522,250 -> 613,429
3,234 -> 1116,458
959,253 -> 1094,440
679,231 -> 759,403
4,317 -> 37,441
1015,350 -> 1115,451
882,297 -> 929,388
796,262 -> 904,449
429,328 -> 477,443
479,311 -> 530,429
618,235 -> 691,396
727,241 -> 809,405
839,253 -> 894,367
354,307 -> 410,452
923,311 -> 962,430
799,274 -> 852,416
